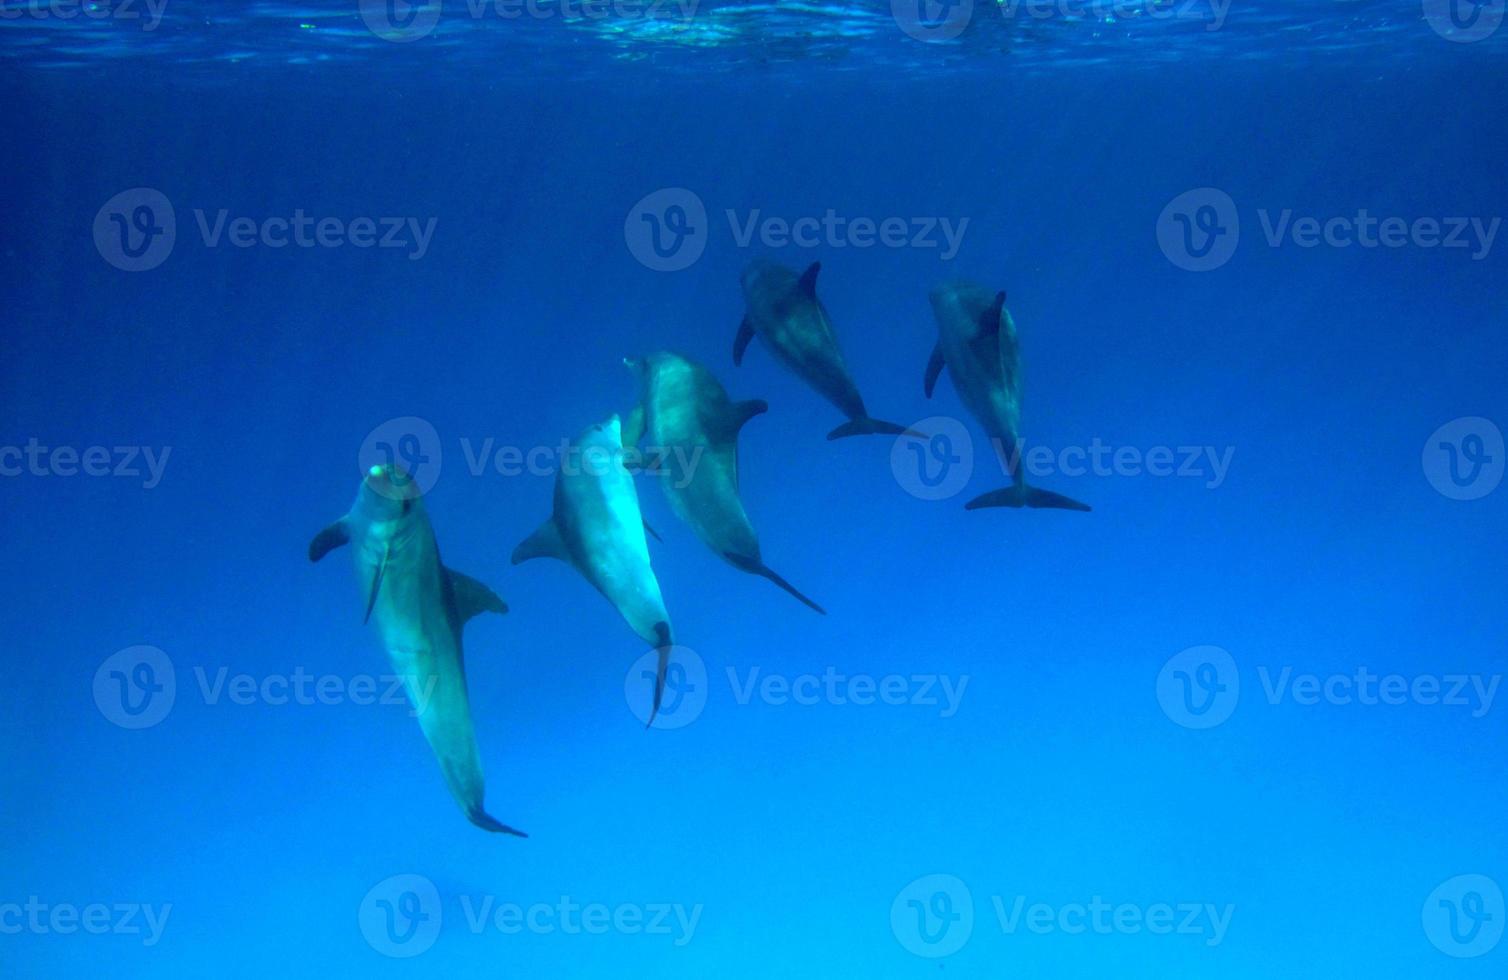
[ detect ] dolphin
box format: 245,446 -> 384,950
925,280 -> 1091,513
736,258 -> 915,440
511,415 -> 676,724
623,351 -> 825,615
308,463 -> 525,836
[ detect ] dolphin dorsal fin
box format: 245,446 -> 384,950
980,291 -> 1007,335
447,568 -> 508,624
797,261 -> 821,297
511,518 -> 568,565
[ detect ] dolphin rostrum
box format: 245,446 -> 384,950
624,350 -> 825,614
309,463 -> 525,836
736,258 -> 915,440
925,280 -> 1091,512
511,414 -> 676,724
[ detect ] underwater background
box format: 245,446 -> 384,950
2,2 -> 1506,976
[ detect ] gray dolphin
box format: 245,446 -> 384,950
511,414 -> 676,724
623,351 -> 825,615
925,280 -> 1091,513
736,258 -> 914,440
308,463 -> 524,836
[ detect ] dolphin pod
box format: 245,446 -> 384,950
309,263 -> 1087,834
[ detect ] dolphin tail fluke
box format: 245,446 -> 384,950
646,622 -> 672,728
724,552 -> 826,614
467,807 -> 528,838
826,417 -> 922,440
964,485 -> 1092,513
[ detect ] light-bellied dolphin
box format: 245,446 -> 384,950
511,415 -> 676,724
623,351 -> 825,614
736,258 -> 914,440
926,280 -> 1091,512
308,464 -> 525,836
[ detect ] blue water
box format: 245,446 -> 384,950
3,4 -> 1507,977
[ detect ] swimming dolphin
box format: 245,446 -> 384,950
925,280 -> 1091,512
308,464 -> 525,836
623,351 -> 825,614
511,415 -> 676,724
736,258 -> 914,440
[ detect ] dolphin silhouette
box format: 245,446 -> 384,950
624,351 -> 825,614
926,280 -> 1091,512
511,415 -> 676,725
309,463 -> 525,836
736,258 -> 915,440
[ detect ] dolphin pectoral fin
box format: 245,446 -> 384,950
468,807 -> 528,837
447,568 -> 508,622
724,552 -> 826,614
733,316 -> 755,366
965,485 -> 1092,512
622,404 -> 645,449
826,417 -> 922,440
643,519 -> 663,543
646,622 -> 672,728
308,520 -> 349,562
924,342 -> 946,398
797,260 -> 821,296
512,519 -> 568,565
364,546 -> 389,623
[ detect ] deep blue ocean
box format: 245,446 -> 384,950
3,2 -> 1506,976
